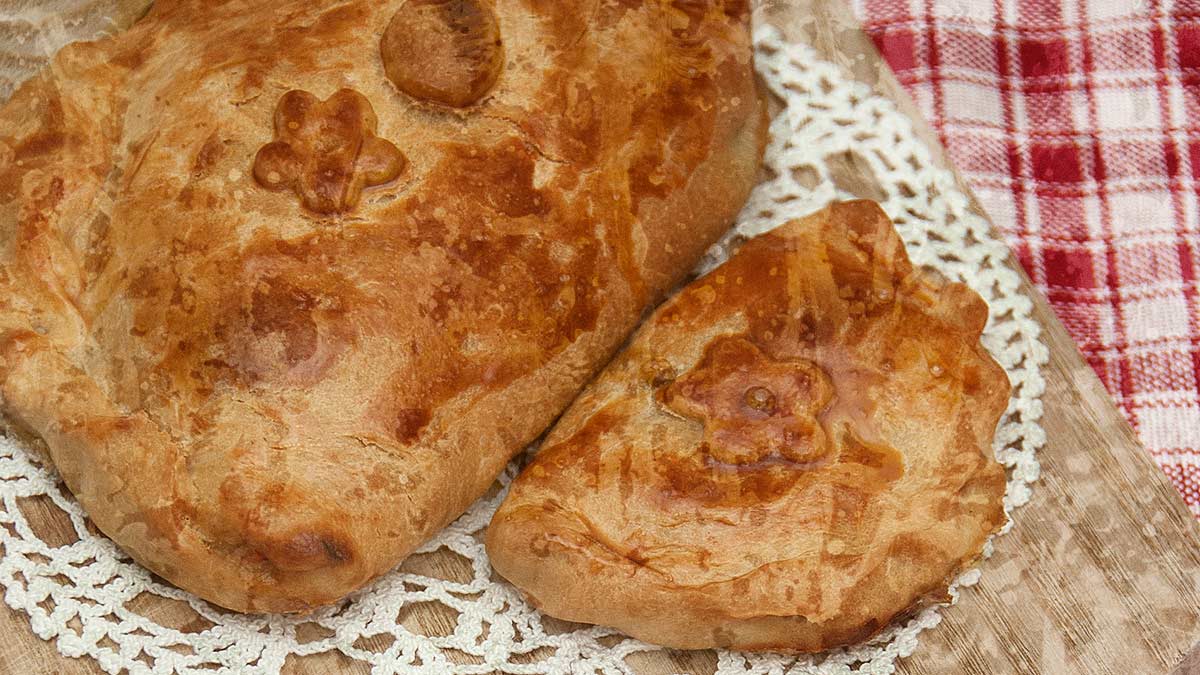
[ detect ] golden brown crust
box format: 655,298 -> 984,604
381,0 -> 505,108
252,89 -> 409,213
486,201 -> 1010,652
0,0 -> 765,612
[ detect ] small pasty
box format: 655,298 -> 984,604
487,200 -> 1009,652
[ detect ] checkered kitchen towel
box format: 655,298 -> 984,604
851,0 -> 1200,515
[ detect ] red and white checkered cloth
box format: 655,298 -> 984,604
851,0 -> 1200,515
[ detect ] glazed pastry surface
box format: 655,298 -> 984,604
0,0 -> 765,612
487,201 -> 1010,652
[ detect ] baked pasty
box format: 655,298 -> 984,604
0,0 -> 765,612
486,201 -> 1009,652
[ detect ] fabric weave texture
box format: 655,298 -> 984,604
853,0 -> 1200,515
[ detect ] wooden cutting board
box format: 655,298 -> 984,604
3,1 -> 1200,673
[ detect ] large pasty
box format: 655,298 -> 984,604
0,0 -> 765,612
487,201 -> 1009,652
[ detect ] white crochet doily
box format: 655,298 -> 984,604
0,24 -> 1047,675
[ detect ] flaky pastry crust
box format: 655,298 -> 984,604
487,201 -> 1010,652
0,0 -> 765,612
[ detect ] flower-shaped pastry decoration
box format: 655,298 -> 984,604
662,336 -> 835,465
252,89 -> 408,214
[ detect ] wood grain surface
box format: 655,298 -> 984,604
2,1 -> 1200,674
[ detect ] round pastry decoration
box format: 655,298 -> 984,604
380,0 -> 504,107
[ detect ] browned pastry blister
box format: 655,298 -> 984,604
0,0 -> 766,613
486,201 -> 1010,652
